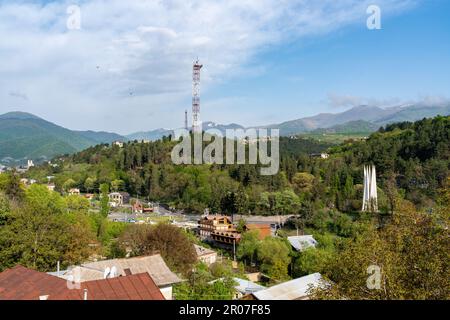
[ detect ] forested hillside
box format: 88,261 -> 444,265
24,116 -> 449,214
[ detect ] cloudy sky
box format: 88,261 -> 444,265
1,0 -> 449,134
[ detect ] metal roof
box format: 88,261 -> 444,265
287,235 -> 318,252
252,273 -> 323,300
233,278 -> 265,294
80,254 -> 181,286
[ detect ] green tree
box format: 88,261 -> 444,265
84,177 -> 96,193
0,185 -> 95,271
313,199 -> 449,300
111,179 -> 125,192
257,237 -> 291,281
236,230 -> 260,266
99,183 -> 110,217
62,178 -> 76,192
119,223 -> 197,275
0,193 -> 11,226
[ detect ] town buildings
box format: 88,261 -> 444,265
0,265 -> 164,300
51,254 -> 181,300
194,244 -> 217,265
198,215 -> 234,240
108,192 -> 130,207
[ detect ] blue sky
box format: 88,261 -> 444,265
204,0 -> 450,124
0,0 -> 449,134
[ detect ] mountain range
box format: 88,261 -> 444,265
1,102 -> 449,164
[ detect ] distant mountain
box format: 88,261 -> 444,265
373,104 -> 450,125
310,120 -> 381,134
126,128 -> 173,141
1,103 -> 448,163
265,104 -> 450,136
75,130 -> 127,144
0,112 -> 124,164
126,121 -> 245,141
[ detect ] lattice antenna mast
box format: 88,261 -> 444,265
192,59 -> 203,133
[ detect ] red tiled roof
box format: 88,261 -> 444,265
0,265 -> 164,300
0,265 -> 68,300
245,224 -> 271,240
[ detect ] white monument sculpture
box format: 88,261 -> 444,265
362,165 -> 378,212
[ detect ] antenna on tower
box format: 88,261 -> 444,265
192,59 -> 203,133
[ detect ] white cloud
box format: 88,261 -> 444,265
327,93 -> 402,108
0,0 -> 418,133
326,92 -> 450,109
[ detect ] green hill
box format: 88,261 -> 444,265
0,112 -> 125,164
0,112 -> 93,162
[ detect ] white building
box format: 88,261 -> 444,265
194,244 -> 217,265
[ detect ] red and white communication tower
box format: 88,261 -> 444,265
192,59 -> 203,133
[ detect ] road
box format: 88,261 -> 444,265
108,202 -> 290,226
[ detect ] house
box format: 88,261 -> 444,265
113,141 -> 124,148
211,230 -> 241,245
69,188 -> 80,195
55,254 -> 181,300
310,153 -> 329,159
198,215 -> 234,240
209,277 -> 265,300
194,244 -> 217,265
108,192 -> 130,206
0,265 -> 164,300
232,278 -> 265,299
132,201 -> 144,213
84,193 -> 94,200
249,273 -> 325,300
243,224 -> 271,240
287,235 -> 318,252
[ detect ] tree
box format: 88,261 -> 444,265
0,185 -> 96,272
236,218 -> 247,233
292,172 -> 315,195
99,183 -> 110,217
111,179 -> 125,192
84,177 -> 96,193
257,237 -> 291,281
119,223 -> 197,275
237,230 -> 260,266
62,178 -> 76,192
174,262 -> 237,300
0,193 -> 11,226
312,199 -> 449,299
3,171 -> 24,201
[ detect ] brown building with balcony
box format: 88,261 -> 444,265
198,215 -> 233,240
